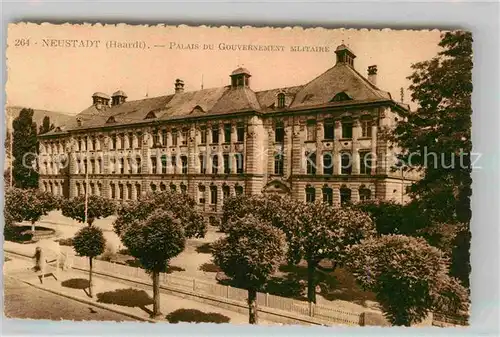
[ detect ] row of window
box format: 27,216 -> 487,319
305,186 -> 372,205
305,151 -> 374,175
272,151 -> 374,175
273,119 -> 374,143
151,123 -> 245,147
74,153 -> 245,175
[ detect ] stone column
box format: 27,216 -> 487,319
316,121 -> 324,174
371,122 -> 378,175
284,122 -> 292,177
291,118 -> 303,176
352,120 -> 361,175
351,186 -> 360,203
216,183 -> 223,211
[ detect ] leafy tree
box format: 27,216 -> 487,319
113,191 -> 206,238
345,235 -> 469,326
73,225 -> 106,298
5,187 -> 59,232
12,108 -> 39,188
61,194 -> 116,226
354,200 -> 430,236
279,201 -> 375,303
38,116 -> 55,134
212,215 -> 286,324
121,210 -> 186,318
390,31 -> 472,288
222,195 -> 375,304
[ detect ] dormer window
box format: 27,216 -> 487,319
277,93 -> 286,108
230,67 -> 251,89
145,111 -> 157,119
191,105 -> 205,114
106,116 -> 117,124
76,118 -> 82,127
332,92 -> 353,102
302,94 -> 314,103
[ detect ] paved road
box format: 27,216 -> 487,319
4,276 -> 135,322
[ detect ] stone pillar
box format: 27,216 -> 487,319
284,122 -> 292,177
316,121 -> 324,174
351,186 -> 360,203
332,186 -> 341,207
291,118 -> 303,176
132,182 -> 138,200
216,183 -> 223,210
352,120 -> 361,175
371,122 -> 378,175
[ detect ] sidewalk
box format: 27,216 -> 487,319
5,257 -> 275,325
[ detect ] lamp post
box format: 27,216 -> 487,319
84,135 -> 89,226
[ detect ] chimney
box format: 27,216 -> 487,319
175,79 -> 185,93
368,65 -> 378,85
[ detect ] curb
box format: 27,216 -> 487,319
8,275 -> 158,323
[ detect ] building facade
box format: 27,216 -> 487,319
38,44 -> 416,217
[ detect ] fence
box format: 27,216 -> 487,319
69,255 -> 361,325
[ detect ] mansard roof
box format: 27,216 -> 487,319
41,61 -> 402,136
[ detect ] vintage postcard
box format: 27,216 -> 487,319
4,23 -> 472,328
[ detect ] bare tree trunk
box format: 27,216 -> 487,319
248,288 -> 258,324
152,271 -> 162,318
307,260 -> 317,303
89,257 -> 94,298
31,220 -> 35,232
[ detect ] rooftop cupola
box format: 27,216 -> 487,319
175,79 -> 185,93
335,43 -> 356,67
92,92 -> 110,109
111,90 -> 127,106
230,67 -> 251,88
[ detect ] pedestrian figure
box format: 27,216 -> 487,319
32,246 -> 43,272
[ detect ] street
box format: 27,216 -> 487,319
4,276 -> 135,322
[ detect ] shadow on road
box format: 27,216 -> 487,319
96,288 -> 154,315
166,309 -> 230,324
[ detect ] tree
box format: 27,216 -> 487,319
121,210 -> 186,318
113,191 -> 206,238
212,215 -> 286,324
61,195 -> 116,226
5,187 -> 59,232
222,195 -> 375,304
389,31 -> 473,287
279,201 -> 375,303
354,200 -> 430,236
73,225 -> 106,298
12,108 -> 39,188
345,235 -> 469,326
38,116 -> 55,135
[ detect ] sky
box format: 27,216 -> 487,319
6,24 -> 444,114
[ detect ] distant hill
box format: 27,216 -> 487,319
5,106 -> 73,131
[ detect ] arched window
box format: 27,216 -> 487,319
180,183 -> 187,194
306,152 -> 317,175
235,185 -> 244,196
277,93 -> 286,108
359,187 -> 372,201
322,186 -> 333,205
198,185 -> 206,204
340,186 -> 351,206
305,185 -> 316,203
76,183 -> 81,196
170,184 -> 177,192
110,183 -> 116,199
135,183 -> 141,199
150,183 -> 157,192
222,185 -> 230,200
160,183 -> 166,191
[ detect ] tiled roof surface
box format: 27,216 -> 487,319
290,63 -> 391,109
45,61 -> 401,135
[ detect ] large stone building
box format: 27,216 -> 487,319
38,44 -> 415,216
